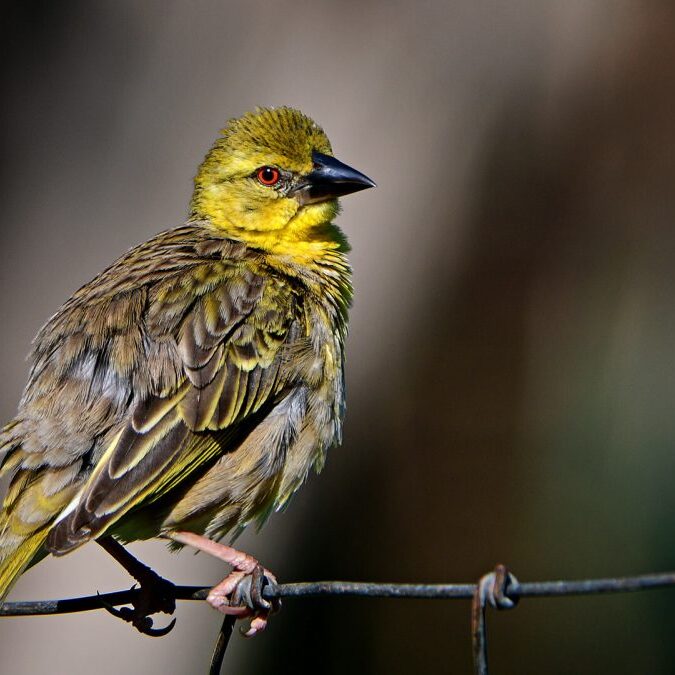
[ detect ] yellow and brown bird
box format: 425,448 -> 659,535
0,107 -> 374,635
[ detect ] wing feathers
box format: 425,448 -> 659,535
49,417 -> 191,552
179,361 -> 227,431
45,260 -> 296,554
94,419 -> 189,516
131,382 -> 191,434
108,408 -> 183,480
185,344 -> 224,389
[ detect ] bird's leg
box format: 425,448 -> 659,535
164,530 -> 280,637
97,536 -> 176,635
98,536 -> 165,587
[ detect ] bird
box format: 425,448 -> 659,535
0,106 -> 374,636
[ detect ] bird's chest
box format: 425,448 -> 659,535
265,295 -> 346,509
307,330 -> 342,406
287,296 -> 345,425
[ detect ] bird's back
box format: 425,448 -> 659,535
0,223 -> 350,558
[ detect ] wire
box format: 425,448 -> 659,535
3,566 -> 675,674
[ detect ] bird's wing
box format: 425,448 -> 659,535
46,248 -> 298,554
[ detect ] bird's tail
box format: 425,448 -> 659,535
0,525 -> 49,602
0,421 -> 56,601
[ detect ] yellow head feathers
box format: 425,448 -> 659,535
213,107 -> 333,174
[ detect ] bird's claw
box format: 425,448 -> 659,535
134,616 -> 177,637
97,579 -> 178,637
207,564 -> 281,637
162,532 -> 281,637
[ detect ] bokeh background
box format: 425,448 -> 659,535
3,1 -> 675,673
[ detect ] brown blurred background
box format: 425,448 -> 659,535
3,1 -> 675,673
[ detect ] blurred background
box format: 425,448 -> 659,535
2,1 -> 675,673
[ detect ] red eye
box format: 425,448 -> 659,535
257,166 -> 281,186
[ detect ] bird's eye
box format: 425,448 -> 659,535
256,166 -> 281,186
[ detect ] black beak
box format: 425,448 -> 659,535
291,151 -> 376,205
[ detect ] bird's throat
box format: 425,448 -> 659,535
206,201 -> 349,267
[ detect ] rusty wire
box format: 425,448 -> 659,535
3,566 -> 675,674
209,616 -> 236,675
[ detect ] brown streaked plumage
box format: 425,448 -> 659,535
0,107 -> 374,634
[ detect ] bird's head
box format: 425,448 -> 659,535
190,107 -> 374,253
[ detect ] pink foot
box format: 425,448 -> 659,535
166,531 -> 280,637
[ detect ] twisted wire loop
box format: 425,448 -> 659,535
471,565 -> 520,675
